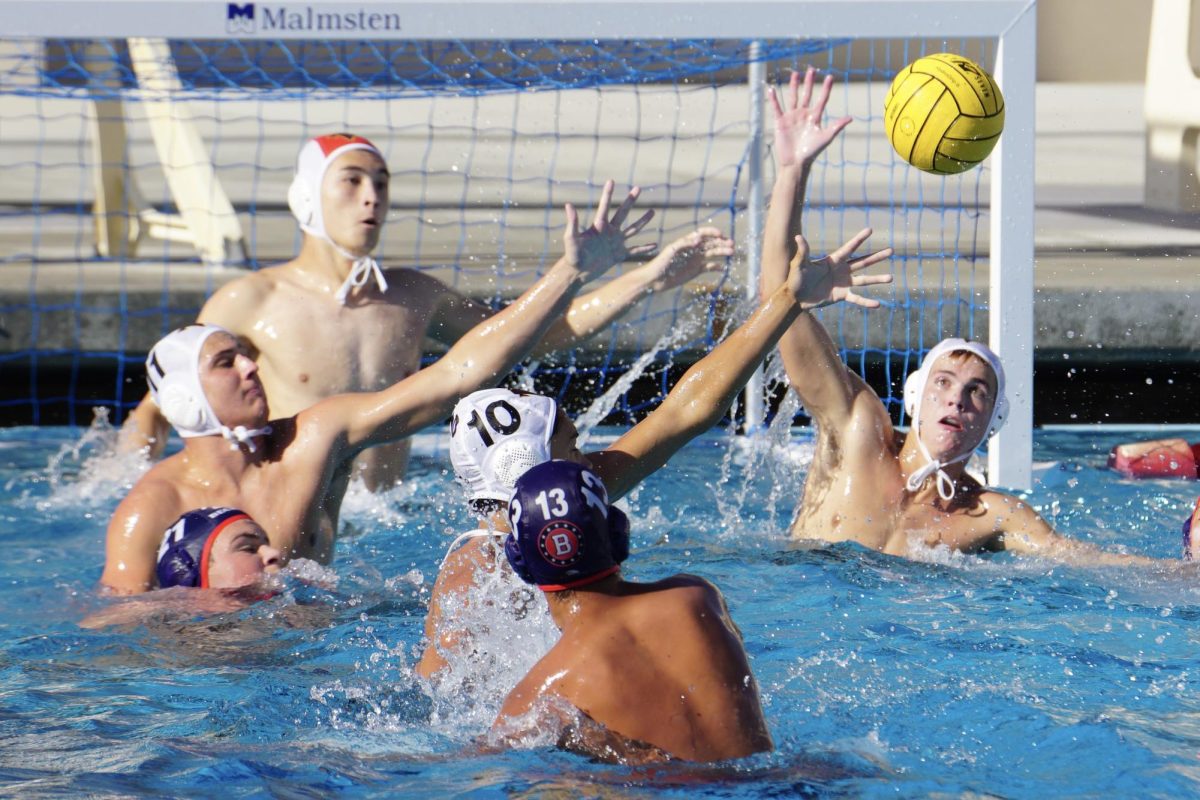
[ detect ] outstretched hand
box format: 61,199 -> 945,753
769,66 -> 852,170
563,180 -> 656,280
638,227 -> 735,293
786,228 -> 893,311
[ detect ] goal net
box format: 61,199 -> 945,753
0,0 -> 1035,486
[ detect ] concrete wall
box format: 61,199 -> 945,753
1036,0 -> 1174,83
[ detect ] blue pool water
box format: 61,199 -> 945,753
3,419 -> 1200,797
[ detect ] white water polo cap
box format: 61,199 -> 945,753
287,133 -> 389,304
145,325 -> 272,452
902,338 -> 1008,500
449,388 -> 558,505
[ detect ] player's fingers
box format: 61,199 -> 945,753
830,227 -> 874,260
850,273 -> 894,287
848,247 -> 894,272
788,69 -> 801,110
622,208 -> 655,238
844,292 -> 883,309
800,65 -> 815,108
829,115 -> 853,138
563,203 -> 579,237
609,184 -> 641,229
794,232 -> 811,262
627,243 -> 658,258
815,73 -> 834,116
593,179 -> 616,228
769,86 -> 785,119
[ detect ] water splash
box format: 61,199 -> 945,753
713,361 -> 809,540
6,408 -> 152,511
574,321 -> 698,449
423,538 -> 559,738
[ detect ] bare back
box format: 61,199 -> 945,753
200,262 -> 450,487
498,577 -> 771,762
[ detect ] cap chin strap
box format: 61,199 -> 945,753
301,223 -> 389,305
334,253 -> 388,305
220,424 -> 273,453
905,419 -> 973,502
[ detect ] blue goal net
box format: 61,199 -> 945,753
0,34 -> 997,428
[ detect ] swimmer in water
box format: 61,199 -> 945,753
490,460 -> 772,763
81,507 -> 280,628
416,182 -> 892,678
155,507 -> 281,591
102,183 -> 657,594
122,133 -> 736,491
760,67 -> 1185,565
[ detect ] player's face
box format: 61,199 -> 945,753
916,352 -> 997,461
206,519 -> 281,589
549,410 -> 590,466
198,332 -> 269,428
321,149 -> 389,256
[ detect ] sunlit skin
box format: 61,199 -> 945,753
205,518 -> 282,590
319,149 -> 389,257
493,571 -> 773,764
761,67 -> 1168,568
122,143 -> 736,490
103,179 -> 659,594
198,334 -> 270,431
908,353 -> 996,466
417,220 -> 892,679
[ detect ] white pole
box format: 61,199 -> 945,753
988,1 -> 1036,490
744,42 -> 766,431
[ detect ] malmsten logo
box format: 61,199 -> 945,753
226,4 -> 402,34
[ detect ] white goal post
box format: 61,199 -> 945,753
0,0 -> 1036,489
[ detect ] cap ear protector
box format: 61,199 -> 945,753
504,532 -> 534,584
158,382 -> 205,431
145,324 -> 229,438
286,173 -> 315,227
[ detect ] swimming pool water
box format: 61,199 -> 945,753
3,420 -> 1200,797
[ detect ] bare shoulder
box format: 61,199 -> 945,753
198,268 -> 280,330
110,459 -> 184,526
642,575 -> 725,612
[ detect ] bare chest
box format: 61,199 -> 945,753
171,454 -> 341,562
883,498 -> 999,556
249,291 -> 433,412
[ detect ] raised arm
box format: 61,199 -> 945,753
314,181 -> 654,457
760,67 -> 892,431
591,230 -> 890,501
426,226 -> 729,355
531,227 -> 733,354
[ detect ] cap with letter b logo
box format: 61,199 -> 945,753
504,460 -> 630,592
